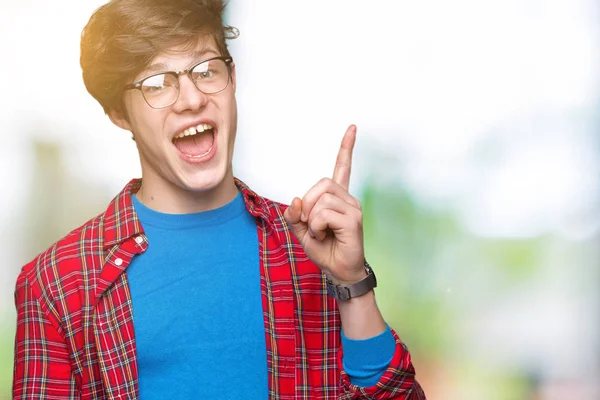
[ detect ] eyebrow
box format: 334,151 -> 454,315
144,48 -> 220,74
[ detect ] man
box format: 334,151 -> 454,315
13,0 -> 425,398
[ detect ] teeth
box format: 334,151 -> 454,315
174,124 -> 214,140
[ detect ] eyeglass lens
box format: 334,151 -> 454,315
140,58 -> 229,108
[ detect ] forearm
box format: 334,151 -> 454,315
337,289 -> 387,340
336,290 -> 426,398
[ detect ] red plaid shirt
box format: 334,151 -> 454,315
13,178 -> 425,399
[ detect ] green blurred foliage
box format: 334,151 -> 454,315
360,178 -> 551,398
361,181 -> 460,357
0,330 -> 13,400
477,239 -> 544,280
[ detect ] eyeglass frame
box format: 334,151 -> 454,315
123,56 -> 234,109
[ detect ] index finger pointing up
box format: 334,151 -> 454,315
332,124 -> 357,191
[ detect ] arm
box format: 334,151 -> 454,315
283,125 -> 426,398
337,290 -> 426,399
13,270 -> 78,399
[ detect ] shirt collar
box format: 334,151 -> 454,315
101,178 -> 275,250
234,177 -> 274,222
102,179 -> 145,250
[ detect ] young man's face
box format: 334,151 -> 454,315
112,36 -> 238,209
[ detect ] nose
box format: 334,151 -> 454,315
171,75 -> 208,113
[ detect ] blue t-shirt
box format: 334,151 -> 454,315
127,191 -> 395,398
128,192 -> 267,398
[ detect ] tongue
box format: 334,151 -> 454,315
174,131 -> 214,156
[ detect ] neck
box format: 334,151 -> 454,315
135,171 -> 238,214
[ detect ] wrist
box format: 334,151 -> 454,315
327,268 -> 367,286
326,261 -> 376,301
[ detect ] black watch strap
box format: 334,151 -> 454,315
326,261 -> 377,301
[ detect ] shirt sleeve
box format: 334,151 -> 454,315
341,326 -> 396,387
13,270 -> 78,399
337,326 -> 427,399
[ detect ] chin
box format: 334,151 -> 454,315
179,166 -> 230,194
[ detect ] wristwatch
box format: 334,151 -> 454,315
326,261 -> 377,301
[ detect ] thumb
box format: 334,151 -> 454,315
284,197 -> 309,242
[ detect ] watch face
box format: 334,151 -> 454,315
326,265 -> 376,301
327,282 -> 351,301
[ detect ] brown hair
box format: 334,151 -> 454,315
80,0 -> 238,115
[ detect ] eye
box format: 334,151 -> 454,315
140,74 -> 174,94
142,85 -> 166,93
197,70 -> 214,79
191,61 -> 219,81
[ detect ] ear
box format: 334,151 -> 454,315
108,108 -> 133,132
230,62 -> 237,92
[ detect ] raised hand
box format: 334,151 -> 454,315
284,125 -> 366,285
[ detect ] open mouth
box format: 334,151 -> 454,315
172,123 -> 215,158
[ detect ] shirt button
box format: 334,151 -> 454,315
114,258 -> 123,266
135,236 -> 144,245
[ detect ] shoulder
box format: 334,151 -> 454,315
259,196 -> 289,225
17,178 -> 141,299
235,178 -> 290,232
14,179 -> 142,333
247,192 -> 292,239
16,211 -> 107,301
13,210 -> 110,336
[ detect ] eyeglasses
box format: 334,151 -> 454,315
124,56 -> 233,109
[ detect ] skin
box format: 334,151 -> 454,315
110,36 -> 387,340
109,37 -> 239,214
284,125 -> 387,340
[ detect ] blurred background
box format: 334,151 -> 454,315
1,0 -> 598,398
